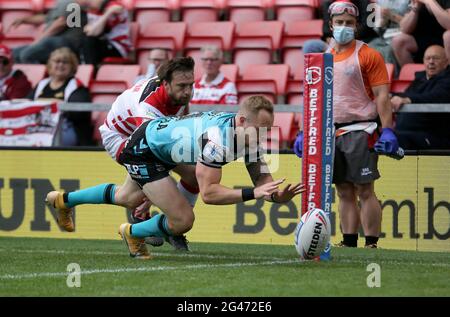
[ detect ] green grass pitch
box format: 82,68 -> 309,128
0,237 -> 449,297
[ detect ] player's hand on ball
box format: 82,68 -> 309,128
274,183 -> 305,203
254,179 -> 285,199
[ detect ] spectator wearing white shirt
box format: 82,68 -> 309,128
190,45 -> 238,105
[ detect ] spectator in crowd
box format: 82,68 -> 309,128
0,44 -> 32,101
134,48 -> 169,83
368,0 -> 410,70
392,0 -> 450,67
27,47 -> 93,146
303,0 -> 379,53
391,45 -> 450,149
10,0 -> 87,64
78,0 -> 133,66
190,45 -> 238,105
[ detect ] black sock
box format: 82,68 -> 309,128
343,234 -> 358,247
365,236 -> 379,246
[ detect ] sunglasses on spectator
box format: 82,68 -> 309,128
0,59 -> 9,66
328,2 -> 359,17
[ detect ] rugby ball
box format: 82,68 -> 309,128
294,208 -> 331,260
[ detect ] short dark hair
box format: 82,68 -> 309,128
157,56 -> 195,82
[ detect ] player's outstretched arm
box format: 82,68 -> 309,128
196,162 -> 284,205
245,161 -> 305,203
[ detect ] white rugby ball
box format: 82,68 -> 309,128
294,208 -> 331,260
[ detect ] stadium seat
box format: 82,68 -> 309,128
237,64 -> 289,102
184,22 -> 235,51
229,8 -> 265,32
137,22 -> 187,53
233,49 -> 272,76
1,11 -> 39,48
283,48 -> 304,96
221,64 -> 238,83
282,19 -> 323,49
186,49 -> 204,80
0,0 -> 43,11
294,112 -> 302,130
181,8 -> 218,25
133,0 -> 180,10
274,0 -> 316,23
232,21 -> 283,74
90,65 -> 140,94
42,0 -> 56,10
391,63 -> 425,93
75,64 -> 94,88
135,9 -> 171,30
273,112 -> 295,145
13,64 -> 46,88
233,21 -> 283,50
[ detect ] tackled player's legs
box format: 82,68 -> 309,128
128,175 -> 195,238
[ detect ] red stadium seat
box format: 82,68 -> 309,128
185,49 -> 203,80
233,49 -> 271,76
1,11 -> 39,48
13,64 -> 46,88
185,22 -> 235,51
274,0 -> 316,23
221,64 -> 238,83
135,9 -> 170,30
282,19 -> 323,49
233,21 -> 283,50
391,63 -> 425,93
273,112 -> 295,145
75,64 -> 94,88
133,0 -> 180,10
229,8 -> 265,32
137,22 -> 187,53
181,8 -> 218,25
0,0 -> 43,11
90,65 -> 140,94
288,94 -> 303,106
233,21 -> 283,74
283,48 -> 304,96
42,0 -> 56,10
237,64 -> 289,101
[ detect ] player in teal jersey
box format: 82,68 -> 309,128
117,96 -> 305,259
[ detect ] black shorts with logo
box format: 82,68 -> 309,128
333,130 -> 380,185
117,121 -> 176,188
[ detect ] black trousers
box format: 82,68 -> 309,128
81,36 -> 122,65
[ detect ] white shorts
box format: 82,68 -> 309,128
99,124 -> 127,161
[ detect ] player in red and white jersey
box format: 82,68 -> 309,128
46,57 -> 198,255
190,45 -> 238,106
79,0 -> 132,65
100,75 -> 187,161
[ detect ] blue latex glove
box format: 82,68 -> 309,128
374,127 -> 399,154
293,131 -> 303,158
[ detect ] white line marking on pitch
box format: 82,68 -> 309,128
0,259 -> 298,280
0,248 -> 285,261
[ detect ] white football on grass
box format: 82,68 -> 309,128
294,208 -> 331,260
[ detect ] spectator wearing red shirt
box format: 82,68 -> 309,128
0,44 -> 31,101
190,45 -> 238,106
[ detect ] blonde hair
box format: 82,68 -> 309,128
240,95 -> 274,117
47,47 -> 79,77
